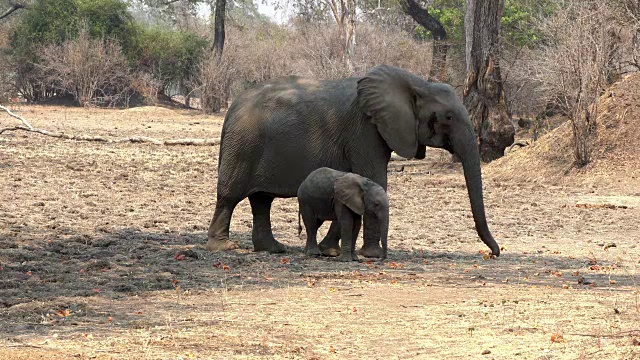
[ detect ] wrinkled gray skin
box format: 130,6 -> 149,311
206,64 -> 501,258
297,168 -> 389,262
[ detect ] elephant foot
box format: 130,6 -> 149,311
358,244 -> 384,258
253,237 -> 287,254
305,246 -> 322,257
319,243 -> 340,257
205,238 -> 238,252
336,253 -> 357,262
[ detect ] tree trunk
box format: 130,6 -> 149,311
345,0 -> 356,72
463,0 -> 514,162
404,0 -> 448,80
213,0 -> 226,58
327,0 -> 357,73
210,0 -> 226,112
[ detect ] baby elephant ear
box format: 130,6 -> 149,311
334,174 -> 365,216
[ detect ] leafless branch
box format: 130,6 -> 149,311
0,104 -> 33,130
567,329 -> 640,338
0,124 -> 221,146
0,1 -> 27,21
0,106 -> 220,145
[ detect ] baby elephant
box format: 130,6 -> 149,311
297,167 -> 389,262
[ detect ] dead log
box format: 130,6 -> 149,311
0,124 -> 221,146
1,106 -> 221,146
0,105 -> 33,130
164,138 -> 220,146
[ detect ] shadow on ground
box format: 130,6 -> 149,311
2,225 -> 635,340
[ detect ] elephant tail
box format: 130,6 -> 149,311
297,209 -> 302,236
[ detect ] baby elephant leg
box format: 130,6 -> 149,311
300,207 -> 322,257
350,216 -> 362,261
336,207 -> 360,262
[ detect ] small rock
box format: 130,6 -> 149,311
180,249 -> 200,260
481,350 -> 491,355
577,276 -> 592,285
632,338 -> 639,346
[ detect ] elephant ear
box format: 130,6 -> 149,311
334,174 -> 365,216
357,65 -> 418,159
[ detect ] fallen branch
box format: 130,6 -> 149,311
164,138 -> 220,146
0,124 -> 220,146
4,344 -> 45,349
1,106 -> 221,145
567,329 -> 640,338
0,1 -> 27,21
0,104 -> 33,130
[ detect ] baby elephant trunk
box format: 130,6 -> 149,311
297,208 -> 302,236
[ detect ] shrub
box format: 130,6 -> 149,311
7,0 -> 135,102
132,26 -> 208,97
195,21 -> 435,113
38,26 -> 132,107
533,1 -> 619,167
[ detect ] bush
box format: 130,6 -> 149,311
195,21 -> 434,113
38,26 -> 132,107
533,1 -> 619,167
132,26 -> 208,97
7,0 -> 136,102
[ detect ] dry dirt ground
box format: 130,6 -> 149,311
1,105 -> 639,359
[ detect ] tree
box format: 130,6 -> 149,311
289,0 -> 357,72
403,0 -> 448,80
140,0 -> 226,55
463,0 -> 514,162
323,0 -> 357,72
141,0 -> 228,111
212,0 -> 225,57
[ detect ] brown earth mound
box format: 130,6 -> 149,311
488,72 -> 640,192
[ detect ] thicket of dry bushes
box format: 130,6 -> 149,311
197,22 -> 434,113
503,0 -> 639,165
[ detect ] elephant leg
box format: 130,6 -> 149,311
303,217 -> 323,257
350,216 -> 362,261
335,204 -> 359,262
318,221 -> 341,257
206,194 -> 241,252
358,220 -> 384,258
248,192 -> 286,253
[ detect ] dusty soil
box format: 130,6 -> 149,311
1,105 -> 639,359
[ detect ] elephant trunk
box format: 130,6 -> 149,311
453,127 -> 501,257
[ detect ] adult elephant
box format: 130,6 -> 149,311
206,65 -> 501,257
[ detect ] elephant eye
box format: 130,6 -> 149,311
445,114 -> 453,121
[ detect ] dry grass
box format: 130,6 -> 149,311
1,105 -> 639,359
